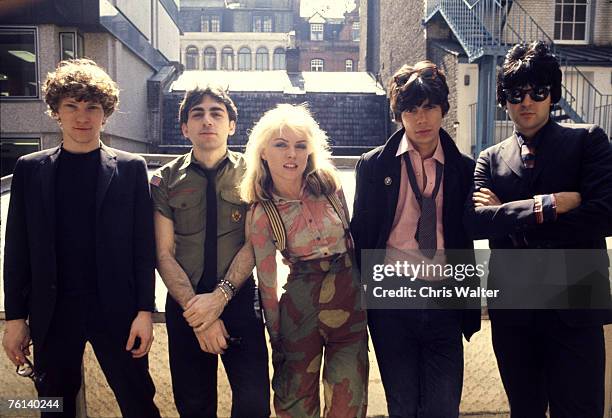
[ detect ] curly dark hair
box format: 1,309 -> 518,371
497,41 -> 562,107
178,85 -> 238,125
42,59 -> 119,119
388,60 -> 450,122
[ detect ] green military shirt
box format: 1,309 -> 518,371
151,150 -> 247,289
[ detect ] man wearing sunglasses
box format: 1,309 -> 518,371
466,41 -> 612,417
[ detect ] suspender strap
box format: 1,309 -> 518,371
260,192 -> 351,257
260,200 -> 287,253
325,193 -> 349,232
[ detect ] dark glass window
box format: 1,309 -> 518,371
1,138 -> 40,176
0,28 -> 38,98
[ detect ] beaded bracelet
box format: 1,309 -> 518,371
219,279 -> 237,295
217,285 -> 230,305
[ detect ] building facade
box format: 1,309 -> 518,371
0,0 -> 181,175
360,0 -> 612,156
295,7 -> 360,72
178,0 -> 299,71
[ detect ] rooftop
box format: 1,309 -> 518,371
170,71 -> 386,94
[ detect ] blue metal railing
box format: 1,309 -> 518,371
426,0 -> 612,136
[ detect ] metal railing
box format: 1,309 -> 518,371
426,0 -> 612,136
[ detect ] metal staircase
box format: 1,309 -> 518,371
425,0 -> 611,151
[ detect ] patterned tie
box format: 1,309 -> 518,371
403,153 -> 443,259
516,133 -> 536,169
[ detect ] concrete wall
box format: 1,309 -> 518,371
427,45 -> 459,146
85,34 -> 155,152
455,63 -> 479,155
115,0 -> 152,40
593,0 -> 612,45
157,1 -> 181,61
378,0 -> 426,88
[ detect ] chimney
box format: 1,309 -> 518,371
286,47 -> 300,73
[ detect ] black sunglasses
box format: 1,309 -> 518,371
503,85 -> 551,105
396,65 -> 439,89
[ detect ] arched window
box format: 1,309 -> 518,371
185,46 -> 199,70
203,47 -> 217,70
256,47 -> 269,70
238,47 -> 251,70
221,47 -> 234,70
310,58 -> 324,72
273,47 -> 285,70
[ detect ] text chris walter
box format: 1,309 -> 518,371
372,286 -> 500,299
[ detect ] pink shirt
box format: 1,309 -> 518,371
386,134 -> 446,276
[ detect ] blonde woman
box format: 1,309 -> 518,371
241,104 -> 368,417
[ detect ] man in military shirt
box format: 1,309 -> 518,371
151,86 -> 270,418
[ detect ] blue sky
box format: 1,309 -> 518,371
300,0 -> 357,18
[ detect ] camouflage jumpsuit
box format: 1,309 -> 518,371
250,189 -> 368,417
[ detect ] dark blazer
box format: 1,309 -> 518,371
350,127 -> 481,341
3,144 -> 156,346
465,121 -> 612,326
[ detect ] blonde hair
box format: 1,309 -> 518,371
240,103 -> 339,203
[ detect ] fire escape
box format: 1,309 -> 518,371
424,0 -> 612,153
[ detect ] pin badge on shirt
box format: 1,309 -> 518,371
231,209 -> 242,223
384,177 -> 392,186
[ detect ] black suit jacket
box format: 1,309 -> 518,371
465,121 -> 612,326
350,128 -> 481,341
3,144 -> 156,346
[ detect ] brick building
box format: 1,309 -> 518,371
294,6 -> 360,72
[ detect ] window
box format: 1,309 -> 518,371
185,46 -> 199,70
273,48 -> 285,70
1,138 -> 40,176
221,47 -> 234,70
345,59 -> 353,72
238,47 -> 251,70
310,23 -> 324,41
352,21 -> 360,42
60,32 -> 83,60
554,0 -> 590,42
256,47 -> 269,70
310,58 -> 324,72
204,47 -> 217,70
253,16 -> 273,32
201,15 -> 220,32
0,27 -> 38,98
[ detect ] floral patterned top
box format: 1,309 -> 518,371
249,187 -> 350,342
